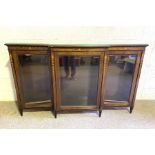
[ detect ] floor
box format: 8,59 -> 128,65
0,100 -> 155,128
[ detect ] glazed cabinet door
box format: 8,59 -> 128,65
12,51 -> 53,111
101,51 -> 141,108
54,50 -> 104,111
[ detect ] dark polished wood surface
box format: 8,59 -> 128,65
5,43 -> 147,117
5,43 -> 148,47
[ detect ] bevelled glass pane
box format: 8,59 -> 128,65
18,54 -> 52,103
104,55 -> 136,101
59,56 -> 100,106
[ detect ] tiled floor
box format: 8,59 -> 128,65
0,100 -> 155,128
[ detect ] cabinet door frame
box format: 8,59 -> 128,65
53,50 -> 104,112
101,50 -> 142,108
11,50 -> 53,111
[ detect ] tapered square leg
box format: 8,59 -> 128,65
54,111 -> 57,118
19,109 -> 23,116
130,107 -> 133,113
99,110 -> 102,117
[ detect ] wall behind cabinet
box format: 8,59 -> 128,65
0,26 -> 155,101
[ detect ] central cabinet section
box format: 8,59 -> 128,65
53,48 -> 105,112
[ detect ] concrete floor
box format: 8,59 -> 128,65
0,100 -> 155,128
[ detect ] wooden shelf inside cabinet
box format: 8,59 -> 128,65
5,43 -> 148,118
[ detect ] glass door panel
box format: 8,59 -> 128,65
59,56 -> 100,106
18,54 -> 52,103
104,55 -> 137,101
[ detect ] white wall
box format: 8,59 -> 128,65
0,26 -> 155,101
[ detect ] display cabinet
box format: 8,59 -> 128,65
5,44 -> 148,117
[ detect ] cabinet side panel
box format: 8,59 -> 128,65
9,51 -> 23,114
130,51 -> 145,108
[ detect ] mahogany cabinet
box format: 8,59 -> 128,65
5,44 -> 148,118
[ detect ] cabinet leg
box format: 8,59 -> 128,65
99,110 -> 102,117
19,109 -> 23,116
130,107 -> 133,113
54,111 -> 57,118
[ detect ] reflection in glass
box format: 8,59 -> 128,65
59,56 -> 100,106
18,54 -> 51,103
104,55 -> 136,101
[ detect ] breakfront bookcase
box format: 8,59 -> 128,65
5,43 -> 148,118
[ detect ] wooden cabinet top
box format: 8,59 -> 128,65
5,43 -> 148,47
5,43 -> 148,51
